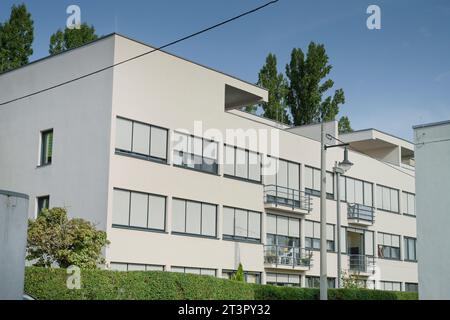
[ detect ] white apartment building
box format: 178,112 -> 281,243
0,34 -> 418,291
414,120 -> 450,299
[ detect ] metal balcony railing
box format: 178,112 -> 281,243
348,254 -> 375,273
264,245 -> 313,268
347,203 -> 375,223
264,185 -> 312,212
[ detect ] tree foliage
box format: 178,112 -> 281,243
231,263 -> 245,282
27,207 -> 109,269
49,23 -> 98,55
256,53 -> 290,124
338,116 -> 353,134
286,42 -> 345,126
0,4 -> 34,73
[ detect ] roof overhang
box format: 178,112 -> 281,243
225,84 -> 268,110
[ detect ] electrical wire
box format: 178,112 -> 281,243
0,0 -> 279,107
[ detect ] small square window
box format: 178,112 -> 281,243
37,196 -> 50,216
40,130 -> 53,166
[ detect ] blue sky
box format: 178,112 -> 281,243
1,0 -> 450,140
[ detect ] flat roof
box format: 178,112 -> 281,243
413,119 -> 450,130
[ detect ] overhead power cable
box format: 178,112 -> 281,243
0,0 -> 279,106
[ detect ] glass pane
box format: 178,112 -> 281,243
223,146 -> 235,176
223,207 -> 235,236
235,209 -> 248,237
382,187 -> 391,211
313,222 -> 320,239
235,148 -> 248,179
171,267 -> 184,273
288,162 -> 299,190
376,186 -> 383,208
277,216 -> 288,236
185,268 -> 200,275
173,132 -> 188,152
248,211 -> 261,239
364,182 -> 373,206
365,231 -> 374,256
263,157 -> 277,186
190,136 -> 203,156
402,192 -> 408,213
391,189 -> 399,212
130,192 -> 148,228
392,235 -> 400,247
113,189 -> 130,226
148,195 -> 165,230
172,199 -> 186,232
313,168 -> 321,191
200,269 -> 216,277
326,172 -> 334,195
203,140 -> 217,161
116,118 -> 132,151
304,167 -> 313,190
383,234 -> 392,246
132,122 -> 150,155
248,151 -> 261,181
339,176 -> 346,201
346,178 -> 355,203
201,204 -> 216,237
150,127 -> 167,159
186,201 -> 201,234
277,160 -> 288,188
288,218 -> 300,238
305,220 -> 314,238
354,180 -> 363,204
110,263 -> 127,271
408,194 -> 415,215
326,224 -> 334,241
146,265 -> 164,271
128,264 -> 146,271
341,227 -> 347,253
266,214 -> 277,235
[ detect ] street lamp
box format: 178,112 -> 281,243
333,147 -> 353,288
320,133 -> 352,300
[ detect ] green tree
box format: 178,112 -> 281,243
338,116 -> 353,134
27,207 -> 109,269
49,23 -> 98,55
0,4 -> 34,73
256,53 -> 290,124
286,42 -> 345,126
231,263 -> 245,282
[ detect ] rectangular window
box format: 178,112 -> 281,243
304,166 -> 334,199
377,232 -> 401,260
224,145 -> 261,183
112,188 -> 166,231
306,276 -> 336,289
266,273 -> 301,287
405,283 -> 418,293
402,192 -> 416,216
266,214 -> 300,247
110,262 -> 164,272
173,132 -> 218,174
172,198 -> 217,237
40,129 -> 53,166
404,237 -> 417,261
305,220 -> 335,251
223,207 -> 261,242
36,195 -> 50,216
115,117 -> 168,162
376,185 -> 399,213
222,270 -> 261,284
380,281 -> 402,292
341,176 -> 373,207
171,266 -> 216,277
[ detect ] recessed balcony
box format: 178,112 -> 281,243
348,254 -> 376,276
347,203 -> 375,226
264,245 -> 313,271
264,185 -> 312,214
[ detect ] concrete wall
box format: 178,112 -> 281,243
414,121 -> 450,299
0,190 -> 29,300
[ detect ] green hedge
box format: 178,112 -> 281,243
25,267 -> 418,300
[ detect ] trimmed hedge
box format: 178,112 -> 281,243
25,267 -> 418,300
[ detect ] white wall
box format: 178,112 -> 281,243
415,121 -> 450,299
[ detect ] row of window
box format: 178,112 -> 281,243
114,117 -> 416,217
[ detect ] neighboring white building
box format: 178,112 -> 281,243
414,120 -> 450,299
0,34 -> 418,291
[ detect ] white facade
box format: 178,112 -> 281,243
0,34 -> 417,291
414,120 -> 450,299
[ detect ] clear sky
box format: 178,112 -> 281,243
1,0 -> 450,141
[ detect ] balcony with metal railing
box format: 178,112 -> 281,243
264,245 -> 313,271
264,185 -> 312,214
347,203 -> 375,226
348,254 -> 376,276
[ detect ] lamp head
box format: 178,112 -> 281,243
338,147 -> 353,172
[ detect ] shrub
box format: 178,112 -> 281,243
24,267 -> 418,300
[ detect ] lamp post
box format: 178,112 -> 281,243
320,133 -> 352,299
333,147 -> 353,288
